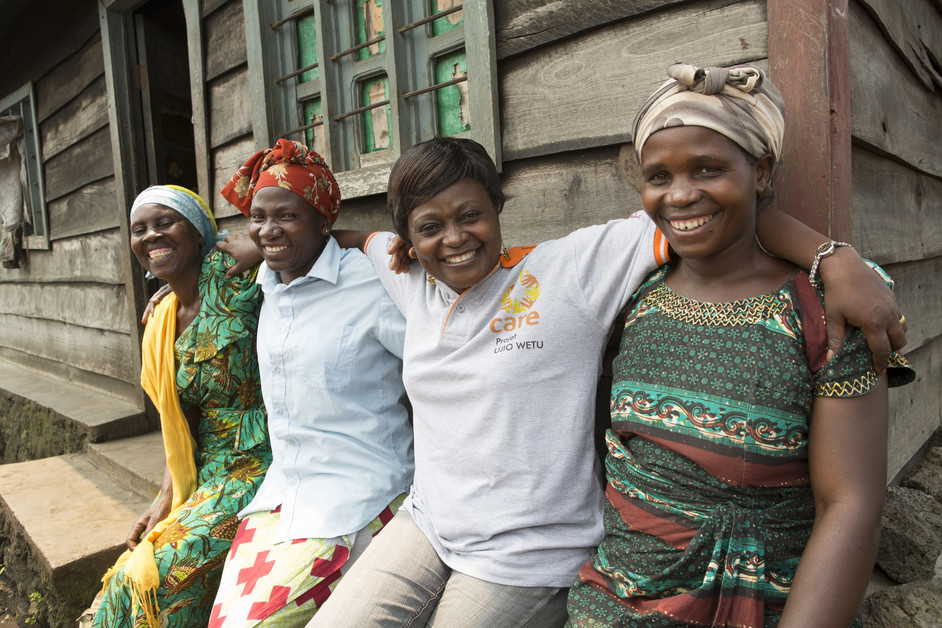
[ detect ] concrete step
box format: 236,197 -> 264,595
0,359 -> 151,463
0,453 -> 152,627
86,431 -> 165,500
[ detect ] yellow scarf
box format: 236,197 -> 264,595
100,293 -> 197,626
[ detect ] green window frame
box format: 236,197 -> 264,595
0,82 -> 50,250
246,0 -> 500,198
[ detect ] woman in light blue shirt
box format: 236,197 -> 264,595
207,139 -> 413,627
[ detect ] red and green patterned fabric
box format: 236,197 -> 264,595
567,267 -> 913,628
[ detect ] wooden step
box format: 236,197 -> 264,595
0,454 -> 152,627
0,359 -> 150,463
86,431 -> 165,500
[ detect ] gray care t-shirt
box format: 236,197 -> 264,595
365,213 -> 667,587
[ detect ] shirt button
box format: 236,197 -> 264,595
274,367 -> 282,374
456,304 -> 465,313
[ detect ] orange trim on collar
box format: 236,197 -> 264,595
499,245 -> 535,268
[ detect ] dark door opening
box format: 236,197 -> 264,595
134,0 -> 197,190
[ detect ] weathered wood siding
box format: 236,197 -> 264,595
182,0 -> 942,479
200,0 -> 255,230
850,0 -> 942,479
0,2 -> 138,401
340,0 -> 769,245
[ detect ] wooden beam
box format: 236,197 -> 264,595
98,2 -> 148,411
768,0 -> 852,240
500,0 -> 768,161
243,0 -> 276,150
495,0 -> 694,60
204,0 -> 248,81
184,0 -> 212,203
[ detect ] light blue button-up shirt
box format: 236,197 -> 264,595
240,238 -> 413,541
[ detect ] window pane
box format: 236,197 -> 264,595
297,14 -> 319,82
356,0 -> 386,61
302,98 -> 324,156
435,49 -> 470,136
430,0 -> 463,36
361,76 -> 390,152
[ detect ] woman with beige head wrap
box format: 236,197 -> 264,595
566,64 -> 914,627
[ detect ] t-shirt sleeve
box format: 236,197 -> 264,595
813,328 -> 881,398
811,263 -> 916,395
566,212 -> 669,328
364,231 -> 425,316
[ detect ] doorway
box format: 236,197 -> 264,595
133,0 -> 197,190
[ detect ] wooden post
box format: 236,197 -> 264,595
99,0 -> 150,415
767,0 -> 852,240
183,0 -> 212,206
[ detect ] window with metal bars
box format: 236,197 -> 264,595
0,82 -> 49,250
250,0 -> 499,198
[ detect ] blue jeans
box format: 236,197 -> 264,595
307,511 -> 569,627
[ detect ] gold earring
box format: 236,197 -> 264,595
501,242 -> 510,260
426,275 -> 437,285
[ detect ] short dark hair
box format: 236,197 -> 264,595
387,137 -> 505,241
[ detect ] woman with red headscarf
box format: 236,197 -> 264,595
207,140 -> 413,627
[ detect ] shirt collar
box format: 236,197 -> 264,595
257,236 -> 342,293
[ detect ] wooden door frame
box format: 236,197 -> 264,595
767,0 -> 852,240
100,0 -> 154,417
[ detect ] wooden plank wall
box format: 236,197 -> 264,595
201,0 -> 255,233
0,2 -> 139,401
340,0 -> 770,246
337,0 -> 940,479
201,0 -> 936,477
849,0 -> 942,480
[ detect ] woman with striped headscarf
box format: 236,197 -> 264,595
91,185 -> 272,628
566,64 -> 914,627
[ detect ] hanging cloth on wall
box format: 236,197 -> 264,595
0,115 -> 28,269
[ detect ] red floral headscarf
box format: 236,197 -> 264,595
221,139 -> 341,224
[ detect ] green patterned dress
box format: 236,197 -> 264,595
567,267 -> 913,628
94,251 -> 272,628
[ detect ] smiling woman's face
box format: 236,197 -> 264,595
129,203 -> 203,281
640,125 -> 770,263
406,177 -> 503,293
248,186 -> 329,285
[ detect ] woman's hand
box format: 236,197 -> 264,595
127,464 -> 174,550
126,492 -> 171,550
388,236 -> 414,274
217,233 -> 263,279
141,284 -> 173,324
819,248 -> 907,374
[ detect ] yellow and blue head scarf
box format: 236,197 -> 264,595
130,185 -> 220,257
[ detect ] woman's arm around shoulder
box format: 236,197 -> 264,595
755,209 -> 906,374
217,233 -> 263,279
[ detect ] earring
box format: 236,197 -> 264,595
501,242 -> 510,260
426,275 -> 437,285
322,227 -> 331,236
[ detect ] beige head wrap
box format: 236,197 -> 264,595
632,64 -> 786,172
